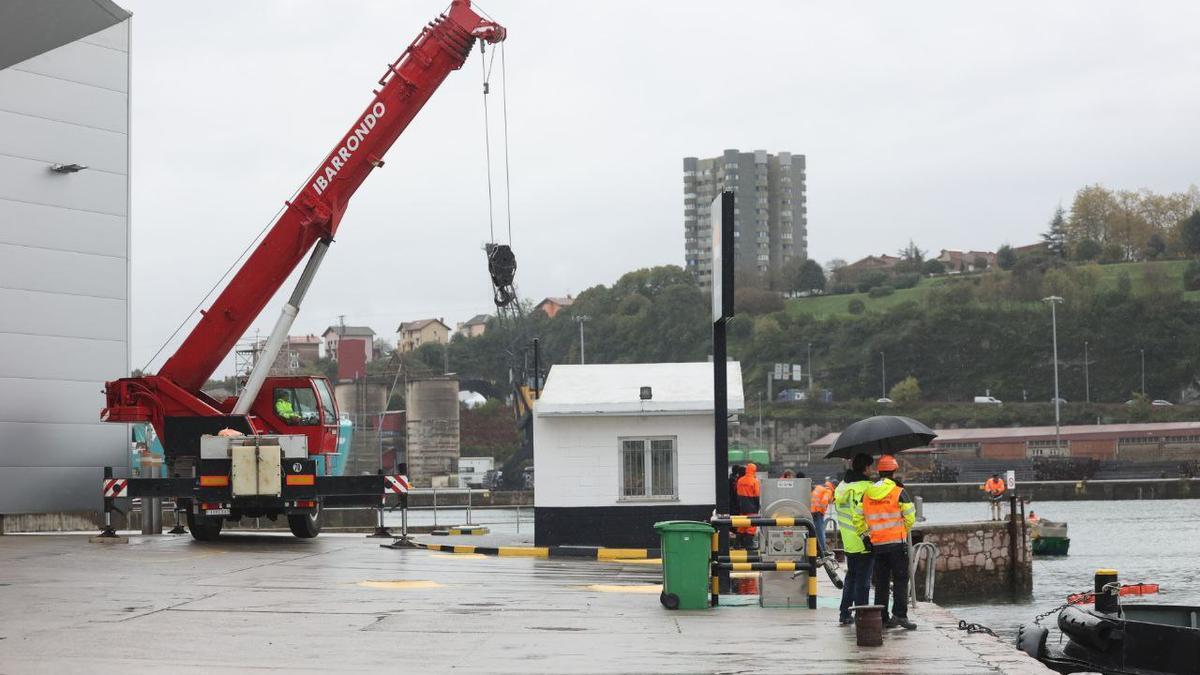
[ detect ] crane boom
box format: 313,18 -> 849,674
159,1 -> 504,392
104,1 -> 503,433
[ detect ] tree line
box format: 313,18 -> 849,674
395,260 -> 1200,410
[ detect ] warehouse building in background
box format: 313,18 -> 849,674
683,149 -> 807,291
0,1 -> 132,516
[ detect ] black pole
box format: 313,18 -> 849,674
712,190 -> 735,598
532,338 -> 541,398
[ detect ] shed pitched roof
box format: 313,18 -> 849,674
397,318 -> 450,332
322,325 -> 376,338
462,314 -> 491,326
535,362 -> 744,417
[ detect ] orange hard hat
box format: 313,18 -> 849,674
877,454 -> 899,472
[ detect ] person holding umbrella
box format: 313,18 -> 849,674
824,415 -> 935,630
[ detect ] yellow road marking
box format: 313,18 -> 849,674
596,548 -> 648,560
585,584 -> 663,594
357,580 -> 445,590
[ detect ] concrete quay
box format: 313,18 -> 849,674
0,532 -> 1050,674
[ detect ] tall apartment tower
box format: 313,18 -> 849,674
683,150 -> 807,291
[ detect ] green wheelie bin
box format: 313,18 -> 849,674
654,520 -> 715,610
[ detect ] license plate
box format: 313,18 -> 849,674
203,508 -> 231,516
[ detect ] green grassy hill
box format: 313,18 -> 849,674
789,260 -> 1197,319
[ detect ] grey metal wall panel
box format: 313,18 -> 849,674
0,199 -> 126,258
0,14 -> 130,515
0,288 -> 126,341
0,109 -> 127,174
0,243 -> 126,299
0,69 -> 126,133
9,39 -> 129,93
0,422 -> 125,468
0,466 -> 117,513
0,154 -> 126,216
0,333 -> 126,381
79,22 -> 130,53
0,377 -> 111,425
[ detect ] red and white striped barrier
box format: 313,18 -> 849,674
384,475 -> 410,495
102,478 -> 128,498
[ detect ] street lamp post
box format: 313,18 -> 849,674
575,315 -> 590,364
807,342 -> 813,391
1043,296 -> 1063,452
1084,340 -> 1090,404
1140,348 -> 1146,397
880,351 -> 886,399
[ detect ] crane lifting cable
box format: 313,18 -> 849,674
479,37 -> 519,314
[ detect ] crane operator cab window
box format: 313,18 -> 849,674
273,387 -> 321,426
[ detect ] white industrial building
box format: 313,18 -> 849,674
0,1 -> 132,516
532,362 -> 744,548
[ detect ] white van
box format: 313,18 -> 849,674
974,395 -> 1002,405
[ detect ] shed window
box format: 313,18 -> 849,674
620,437 -> 677,500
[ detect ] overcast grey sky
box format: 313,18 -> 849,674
120,1 -> 1200,376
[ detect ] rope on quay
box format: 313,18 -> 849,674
957,619 -> 998,637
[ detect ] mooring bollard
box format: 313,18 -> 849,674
855,605 -> 885,646
1095,568 -> 1120,614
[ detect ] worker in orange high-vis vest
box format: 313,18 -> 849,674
735,463 -> 762,550
810,478 -> 835,558
861,454 -> 917,630
981,473 -> 1006,520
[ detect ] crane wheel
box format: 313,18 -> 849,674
287,511 -> 321,538
186,511 -> 223,541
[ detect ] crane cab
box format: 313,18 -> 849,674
250,376 -> 341,460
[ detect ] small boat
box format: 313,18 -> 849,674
1018,573 -> 1200,675
1067,583 -> 1160,605
1030,518 -> 1070,556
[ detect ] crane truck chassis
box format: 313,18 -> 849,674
98,2 -> 505,540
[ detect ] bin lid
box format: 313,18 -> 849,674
653,520 -> 715,534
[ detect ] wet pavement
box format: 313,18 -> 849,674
0,532 -> 1050,673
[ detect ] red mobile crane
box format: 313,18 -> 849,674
101,2 -> 505,540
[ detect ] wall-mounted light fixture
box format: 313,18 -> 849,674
49,163 -> 88,173
639,386 -> 652,401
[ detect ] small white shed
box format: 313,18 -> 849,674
532,362 -> 744,548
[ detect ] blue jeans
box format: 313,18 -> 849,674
811,512 -> 827,556
839,552 -> 874,621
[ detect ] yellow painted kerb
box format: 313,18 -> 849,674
498,547 -> 549,558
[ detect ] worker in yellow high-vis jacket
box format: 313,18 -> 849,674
834,453 -> 874,626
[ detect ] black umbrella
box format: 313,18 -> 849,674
823,415 -> 937,459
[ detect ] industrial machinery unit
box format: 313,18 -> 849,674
758,476 -> 815,607
99,1 -> 506,540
